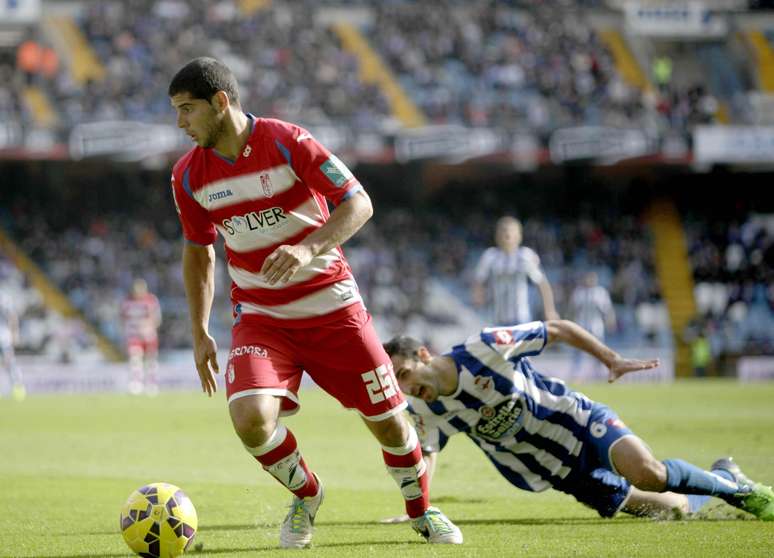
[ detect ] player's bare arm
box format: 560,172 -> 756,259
537,278 -> 560,320
261,190 -> 374,285
182,242 -> 220,396
545,319 -> 659,383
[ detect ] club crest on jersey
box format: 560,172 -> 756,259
494,330 -> 514,345
259,172 -> 274,198
473,375 -> 495,396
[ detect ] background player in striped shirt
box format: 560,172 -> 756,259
0,289 -> 25,401
568,271 -> 617,381
471,216 -> 559,325
121,278 -> 161,396
384,320 -> 774,521
168,57 -> 461,548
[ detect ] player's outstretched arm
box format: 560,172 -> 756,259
183,243 -> 220,396
545,319 -> 659,383
537,277 -> 560,320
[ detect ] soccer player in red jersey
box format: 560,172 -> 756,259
121,278 -> 161,396
168,57 -> 462,547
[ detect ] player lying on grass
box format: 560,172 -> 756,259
383,319 -> 774,521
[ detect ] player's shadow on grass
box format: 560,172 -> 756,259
432,495 -> 487,504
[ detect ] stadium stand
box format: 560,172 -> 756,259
0,0 -> 772,378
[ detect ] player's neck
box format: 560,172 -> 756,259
213,110 -> 251,160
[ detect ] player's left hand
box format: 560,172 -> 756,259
607,357 -> 660,383
261,244 -> 313,285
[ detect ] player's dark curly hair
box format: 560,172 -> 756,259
168,57 -> 240,106
383,335 -> 423,360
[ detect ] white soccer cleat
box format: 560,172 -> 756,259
127,380 -> 143,395
144,383 -> 159,397
279,476 -> 324,548
411,506 -> 463,544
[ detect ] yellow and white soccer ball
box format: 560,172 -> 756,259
120,482 -> 198,558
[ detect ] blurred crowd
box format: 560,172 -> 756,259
9,213 -> 233,354
1,0 -> 727,149
346,205 -> 666,351
686,213 -> 774,356
3,185 -> 667,358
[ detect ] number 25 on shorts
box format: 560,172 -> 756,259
361,365 -> 398,404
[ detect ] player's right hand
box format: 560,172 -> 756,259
193,332 -> 219,396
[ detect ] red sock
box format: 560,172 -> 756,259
383,433 -> 429,519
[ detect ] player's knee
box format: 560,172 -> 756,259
366,413 -> 410,447
627,459 -> 668,492
230,409 -> 277,446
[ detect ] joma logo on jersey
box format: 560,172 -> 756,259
208,189 -> 233,202
475,398 -> 523,441
222,207 -> 288,235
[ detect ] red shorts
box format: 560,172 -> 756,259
225,310 -> 406,420
126,337 -> 158,356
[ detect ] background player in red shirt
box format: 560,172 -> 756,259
168,57 -> 461,548
121,278 -> 161,396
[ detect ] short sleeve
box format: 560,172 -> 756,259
277,126 -> 362,206
407,403 -> 451,454
480,321 -> 548,361
473,248 -> 495,283
521,247 -> 545,283
171,168 -> 217,245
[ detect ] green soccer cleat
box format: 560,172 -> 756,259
411,507 -> 463,544
740,484 -> 774,521
712,457 -> 774,521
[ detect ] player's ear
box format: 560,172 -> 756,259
417,346 -> 432,363
211,90 -> 229,112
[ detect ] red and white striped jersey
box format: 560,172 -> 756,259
121,293 -> 161,340
171,116 -> 365,327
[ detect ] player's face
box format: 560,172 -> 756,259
170,92 -> 224,148
390,354 -> 440,402
496,221 -> 521,251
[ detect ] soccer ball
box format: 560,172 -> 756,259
120,482 -> 198,558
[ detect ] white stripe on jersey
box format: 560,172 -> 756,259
228,251 -> 340,290
239,278 -> 362,318
476,440 -> 551,491
482,325 -> 547,362
194,165 -> 298,210
464,339 -> 529,391
216,197 -> 325,253
498,438 -> 574,480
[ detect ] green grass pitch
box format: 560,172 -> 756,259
1,380 -> 772,557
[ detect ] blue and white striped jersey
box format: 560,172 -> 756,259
407,321 -> 593,492
473,246 -> 544,324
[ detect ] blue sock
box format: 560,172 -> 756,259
684,468 -> 736,513
663,459 -> 739,497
